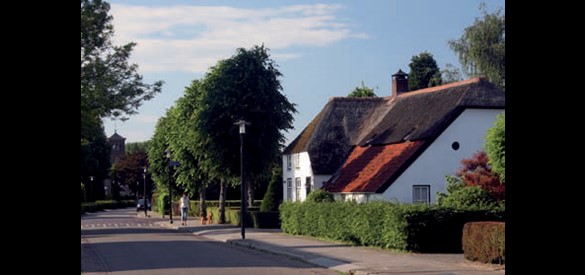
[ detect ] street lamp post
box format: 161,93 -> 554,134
89,176 -> 94,202
165,150 -> 173,224
234,119 -> 250,239
143,166 -> 148,217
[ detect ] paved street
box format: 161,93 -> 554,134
81,208 -> 338,275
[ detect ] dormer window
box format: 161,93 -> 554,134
294,154 -> 300,169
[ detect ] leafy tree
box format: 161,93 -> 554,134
408,52 -> 442,91
111,148 -> 150,199
80,116 -> 110,201
196,45 -> 297,215
457,150 -> 504,201
306,189 -> 334,203
260,165 -> 282,212
348,81 -> 377,97
485,113 -> 505,182
441,63 -> 463,84
448,4 -> 505,89
126,141 -> 150,155
437,176 -> 496,209
81,0 -> 163,123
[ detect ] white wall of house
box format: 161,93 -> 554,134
381,108 -> 504,204
282,152 -> 331,202
333,193 -> 384,203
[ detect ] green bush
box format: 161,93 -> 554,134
157,193 -> 170,216
462,222 -> 505,264
306,189 -> 334,203
279,201 -> 503,252
250,211 -> 281,228
80,200 -> 136,215
260,175 -> 279,212
437,176 -> 498,209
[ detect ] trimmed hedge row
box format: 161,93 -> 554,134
279,201 -> 504,252
462,222 -> 505,264
80,200 -> 136,215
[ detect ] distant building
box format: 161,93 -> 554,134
108,132 -> 126,165
282,70 -> 504,204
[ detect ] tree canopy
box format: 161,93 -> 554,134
81,0 -> 163,124
448,4 -> 505,89
348,81 -> 377,97
485,113 -> 505,182
408,52 -> 442,91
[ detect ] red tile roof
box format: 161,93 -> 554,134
324,141 -> 425,193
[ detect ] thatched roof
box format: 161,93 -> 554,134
284,77 -> 505,177
283,97 -> 388,174
322,77 -> 505,193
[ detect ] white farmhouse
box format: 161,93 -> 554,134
283,70 -> 505,203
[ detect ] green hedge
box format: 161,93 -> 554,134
279,201 -> 504,252
250,211 -> 281,228
462,222 -> 505,264
80,200 -> 136,215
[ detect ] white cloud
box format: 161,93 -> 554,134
110,4 -> 367,73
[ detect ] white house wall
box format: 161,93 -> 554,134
382,108 -> 504,204
282,152 -> 331,202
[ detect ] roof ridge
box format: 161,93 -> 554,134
397,77 -> 482,98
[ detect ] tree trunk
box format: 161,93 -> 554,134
247,176 -> 254,208
219,178 -> 226,224
199,184 -> 207,217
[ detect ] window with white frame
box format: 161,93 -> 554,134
295,177 -> 301,201
294,154 -> 300,169
287,178 -> 292,201
413,185 -> 430,204
286,155 -> 292,171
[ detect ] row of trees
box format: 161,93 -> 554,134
80,0 -> 162,201
409,4 -> 505,92
147,45 -> 297,223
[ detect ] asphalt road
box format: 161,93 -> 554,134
81,208 -> 338,275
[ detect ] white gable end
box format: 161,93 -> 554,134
382,108 -> 504,204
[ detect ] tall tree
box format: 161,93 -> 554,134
81,0 -> 163,125
448,4 -> 505,89
485,113 -> 505,182
348,81 -> 377,97
196,45 -> 297,219
441,63 -> 463,84
408,52 -> 442,91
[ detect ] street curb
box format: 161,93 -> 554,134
155,220 -> 371,274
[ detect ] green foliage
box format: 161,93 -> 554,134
408,52 -> 442,90
441,63 -> 463,84
485,113 -> 505,182
196,45 -> 297,181
80,200 -> 135,215
260,165 -> 282,212
126,141 -> 150,155
448,4 -> 505,89
306,189 -> 334,203
348,81 -> 377,97
279,201 -> 503,252
157,193 -> 170,215
462,222 -> 505,264
81,0 -> 163,122
437,176 -> 498,209
250,211 -> 281,228
81,183 -> 87,203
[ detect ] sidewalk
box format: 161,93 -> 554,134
151,213 -> 505,275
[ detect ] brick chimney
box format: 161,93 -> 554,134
392,69 -> 408,97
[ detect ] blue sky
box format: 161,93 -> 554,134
103,0 -> 505,145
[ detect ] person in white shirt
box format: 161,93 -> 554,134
180,192 -> 189,225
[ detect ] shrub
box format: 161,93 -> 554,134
279,201 -> 503,252
80,200 -> 136,215
462,222 -> 505,264
260,177 -> 279,212
250,211 -> 281,228
437,176 -> 497,209
306,189 -> 334,203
